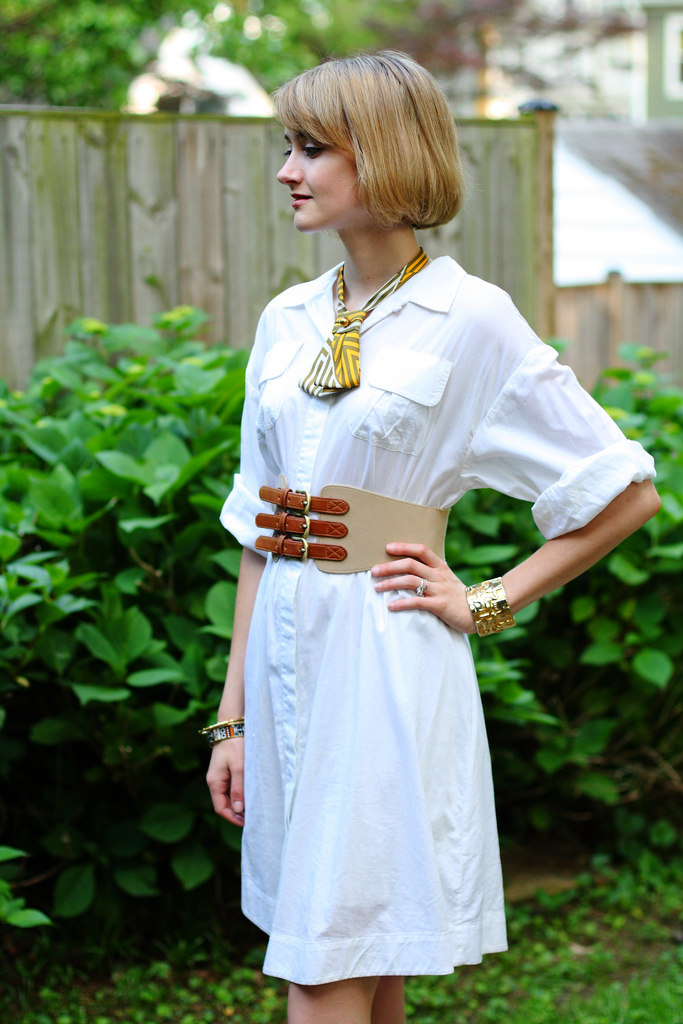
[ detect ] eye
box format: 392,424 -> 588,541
303,145 -> 323,158
283,149 -> 292,158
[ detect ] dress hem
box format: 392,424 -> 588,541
242,881 -> 508,985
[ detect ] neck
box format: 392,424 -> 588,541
338,225 -> 421,309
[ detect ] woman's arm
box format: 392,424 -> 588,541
206,546 -> 266,825
371,480 -> 661,633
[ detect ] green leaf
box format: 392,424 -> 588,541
218,819 -> 243,853
573,718 -> 616,757
0,846 -> 27,863
204,581 -> 237,639
648,819 -> 677,848
171,841 -> 214,891
173,364 -> 225,395
30,717 -> 83,745
647,542 -> 683,559
580,642 -> 623,666
3,593 -> 43,622
114,567 -> 145,594
114,864 -> 160,898
142,464 -> 181,504
118,514 -> 176,534
210,549 -> 242,578
0,530 -> 20,562
6,908 -> 53,928
587,617 -> 620,643
53,864 -> 95,918
95,451 -> 152,485
168,441 -> 233,496
607,552 -> 649,586
102,607 -> 153,666
139,803 -> 194,843
75,623 -> 122,672
9,562 -> 52,587
535,749 -> 568,775
127,667 -> 187,688
143,431 -> 190,469
460,544 -> 519,566
152,702 -> 198,727
70,684 -> 131,706
29,466 -> 82,527
632,648 -> 674,688
514,600 -> 539,625
577,772 -> 620,804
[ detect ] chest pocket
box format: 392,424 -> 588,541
256,340 -> 304,436
348,347 -> 452,456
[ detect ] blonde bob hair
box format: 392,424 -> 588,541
273,51 -> 465,230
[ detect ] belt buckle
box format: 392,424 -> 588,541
296,537 -> 308,561
289,512 -> 311,538
294,489 -> 311,513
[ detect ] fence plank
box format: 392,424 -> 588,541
27,117 -> 82,360
222,120 -> 272,349
176,120 -> 225,343
127,119 -> 178,324
77,117 -> 131,325
0,115 -> 34,385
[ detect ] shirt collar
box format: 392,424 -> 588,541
280,255 -> 466,337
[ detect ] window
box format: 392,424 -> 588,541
663,13 -> 683,99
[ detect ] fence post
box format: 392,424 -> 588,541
535,108 -> 557,340
606,269 -> 626,363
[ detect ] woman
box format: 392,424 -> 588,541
206,51 -> 659,1024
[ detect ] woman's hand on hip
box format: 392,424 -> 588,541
371,542 -> 477,634
206,738 -> 245,826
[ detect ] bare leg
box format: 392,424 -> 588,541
288,977 -> 379,1024
371,976 -> 406,1024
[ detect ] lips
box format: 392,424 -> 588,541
291,193 -> 312,207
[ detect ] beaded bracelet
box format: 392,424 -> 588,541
199,718 -> 245,747
465,577 -> 516,637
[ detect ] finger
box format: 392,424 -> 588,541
372,556 -> 436,580
385,593 -> 432,612
228,766 -> 245,816
385,542 -> 443,568
207,773 -> 245,827
374,573 -> 428,593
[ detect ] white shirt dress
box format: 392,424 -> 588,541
220,257 -> 655,985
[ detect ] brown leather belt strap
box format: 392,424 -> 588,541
255,534 -> 347,562
255,483 -> 450,574
255,511 -> 348,539
259,485 -> 350,515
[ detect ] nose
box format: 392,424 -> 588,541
277,151 -> 302,186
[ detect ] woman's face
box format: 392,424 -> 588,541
277,132 -> 375,235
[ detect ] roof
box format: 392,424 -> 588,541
558,120 -> 683,237
554,138 -> 683,285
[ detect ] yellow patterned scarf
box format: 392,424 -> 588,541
299,248 -> 429,397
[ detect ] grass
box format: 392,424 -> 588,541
3,851 -> 683,1024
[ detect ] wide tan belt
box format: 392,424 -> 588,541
255,484 -> 449,575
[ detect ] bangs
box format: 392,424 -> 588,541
272,68 -> 353,152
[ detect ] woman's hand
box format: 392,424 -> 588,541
206,738 -> 245,827
371,542 -> 477,634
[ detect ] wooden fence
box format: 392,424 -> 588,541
556,273 -> 683,388
0,108 -> 554,388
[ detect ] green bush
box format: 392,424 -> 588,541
1,309 -> 248,928
459,344 -> 683,850
0,318 -> 681,935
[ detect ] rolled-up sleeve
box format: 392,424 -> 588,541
460,343 -> 656,539
219,315 -> 276,551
